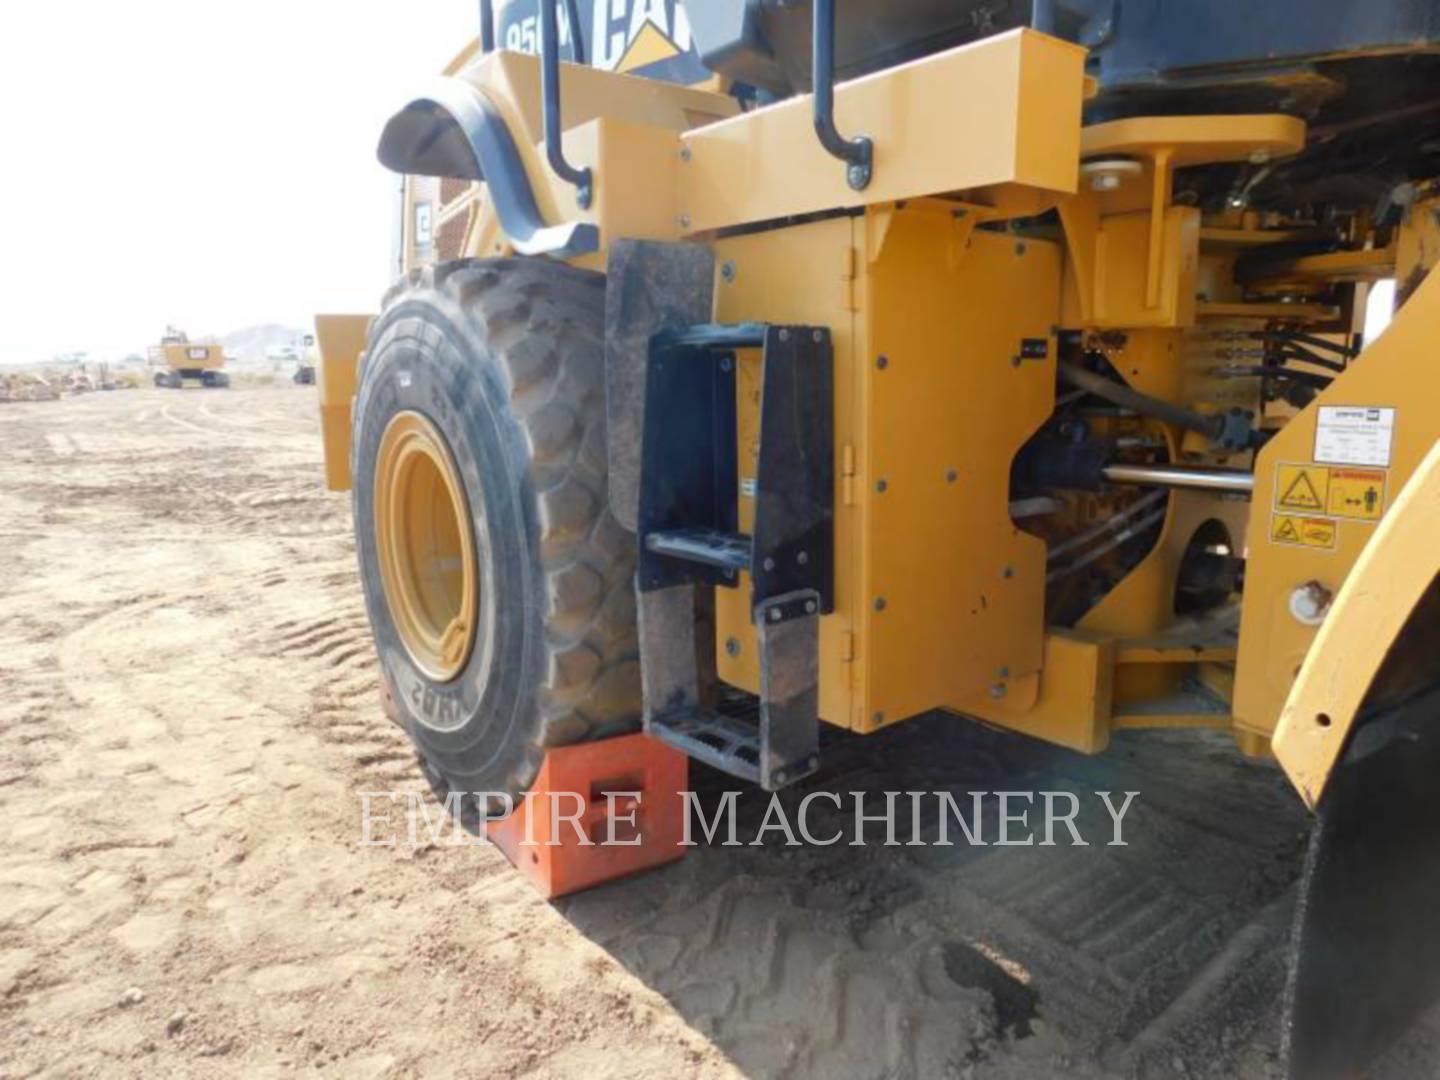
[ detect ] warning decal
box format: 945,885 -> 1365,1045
1327,467 -> 1386,520
1275,464 -> 1330,512
1271,514 -> 1337,550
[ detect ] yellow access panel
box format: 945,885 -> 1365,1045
711,202 -> 1062,734
860,202 -> 1059,728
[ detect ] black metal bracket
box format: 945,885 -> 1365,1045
813,0 -> 873,191
637,585 -> 822,791
634,321 -> 834,790
541,0 -> 593,209
637,323 -> 834,613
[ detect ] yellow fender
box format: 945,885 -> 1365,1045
314,314 -> 373,492
1273,436 -> 1440,807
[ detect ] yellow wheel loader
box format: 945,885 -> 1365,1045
316,2 -> 1440,1073
150,327 -> 230,389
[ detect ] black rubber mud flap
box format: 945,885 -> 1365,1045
1283,689 -> 1440,1079
603,240 -> 714,534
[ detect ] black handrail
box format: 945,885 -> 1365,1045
541,0 -> 593,208
1031,0 -> 1057,35
564,0 -> 586,65
479,0 -> 494,54
812,0 -> 872,190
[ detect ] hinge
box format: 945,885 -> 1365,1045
841,245 -> 858,311
841,443 -> 856,506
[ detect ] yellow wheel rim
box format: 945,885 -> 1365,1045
373,411 -> 478,682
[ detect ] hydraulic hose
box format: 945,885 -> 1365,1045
1060,363 -> 1222,441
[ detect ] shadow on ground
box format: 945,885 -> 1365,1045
557,714 -> 1310,1079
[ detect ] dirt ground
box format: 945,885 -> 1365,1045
0,386 -> 1318,1079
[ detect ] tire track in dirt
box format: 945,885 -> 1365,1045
556,718 -> 1308,1079
266,594 -> 421,788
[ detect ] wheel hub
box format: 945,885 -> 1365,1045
373,411 -> 478,682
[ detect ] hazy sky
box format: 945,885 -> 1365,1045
0,0 -> 476,361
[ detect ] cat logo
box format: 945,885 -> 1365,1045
501,1 -> 709,87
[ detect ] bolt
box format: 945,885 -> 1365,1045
1015,241 -> 1028,257
848,163 -> 869,189
779,328 -> 790,342
1010,354 -> 1022,368
718,355 -> 733,372
812,329 -> 823,343
769,607 -> 782,622
1288,580 -> 1334,626
1002,565 -> 1014,579
679,212 -> 692,229
998,666 -> 1010,679
762,557 -> 775,571
720,260 -> 736,283
876,355 -> 889,370
875,479 -> 888,493
796,551 -> 809,565
724,636 -> 741,657
988,683 -> 1008,700
1090,171 -> 1122,192
874,597 -> 887,612
873,711 -> 886,726
946,469 -> 958,484
679,145 -> 692,163
805,599 -> 817,614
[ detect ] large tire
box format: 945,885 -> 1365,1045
352,258 -> 640,815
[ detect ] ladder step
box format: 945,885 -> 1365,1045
645,528 -> 752,572
649,706 -> 764,786
653,322 -> 767,350
647,687 -> 817,790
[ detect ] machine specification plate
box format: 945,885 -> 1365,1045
1314,406 -> 1395,467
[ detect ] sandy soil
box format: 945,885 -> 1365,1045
0,387 -> 1315,1078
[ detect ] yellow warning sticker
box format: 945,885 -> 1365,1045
1326,467 -> 1386,520
1275,463 -> 1330,513
1271,514 -> 1337,550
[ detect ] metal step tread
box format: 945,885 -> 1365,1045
645,528 -> 753,571
648,697 -> 764,784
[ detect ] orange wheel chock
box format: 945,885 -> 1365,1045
485,733 -> 689,899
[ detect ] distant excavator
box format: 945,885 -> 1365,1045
293,333 -> 317,386
149,327 -> 229,389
